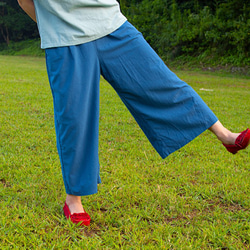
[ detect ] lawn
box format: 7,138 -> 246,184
0,55 -> 249,249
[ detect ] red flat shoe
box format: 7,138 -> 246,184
223,128 -> 250,154
63,202 -> 91,226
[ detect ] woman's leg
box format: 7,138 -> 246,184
97,21 -> 249,157
209,121 -> 250,154
45,43 -> 102,215
65,194 -> 84,214
98,22 -> 219,158
209,121 -> 240,145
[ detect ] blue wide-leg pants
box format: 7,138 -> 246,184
45,21 -> 218,196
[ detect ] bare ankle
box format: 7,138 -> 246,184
209,121 -> 238,144
65,195 -> 85,214
216,131 -> 232,144
66,194 -> 81,205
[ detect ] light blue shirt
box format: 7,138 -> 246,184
33,0 -> 127,49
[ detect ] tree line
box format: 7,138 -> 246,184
120,0 -> 250,64
0,0 -> 38,45
1,0 -> 249,64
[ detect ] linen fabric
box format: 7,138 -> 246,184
33,0 -> 127,49
45,21 -> 218,195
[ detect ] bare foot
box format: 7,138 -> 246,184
66,194 -> 85,214
209,121 -> 240,145
218,131 -> 240,145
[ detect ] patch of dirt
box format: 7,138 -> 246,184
164,199 -> 247,224
202,66 -> 250,75
0,178 -> 11,187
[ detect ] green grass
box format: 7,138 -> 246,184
0,55 -> 249,249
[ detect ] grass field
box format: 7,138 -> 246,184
0,55 -> 249,249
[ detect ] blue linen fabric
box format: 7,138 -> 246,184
45,21 -> 218,195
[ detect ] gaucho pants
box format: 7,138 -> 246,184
45,21 -> 218,196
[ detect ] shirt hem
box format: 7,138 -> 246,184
41,18 -> 127,49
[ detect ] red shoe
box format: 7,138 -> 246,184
63,202 -> 91,226
223,128 -> 250,154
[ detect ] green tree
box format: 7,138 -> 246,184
0,1 -> 10,45
0,0 -> 38,46
122,0 -> 250,64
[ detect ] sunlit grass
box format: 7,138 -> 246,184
0,55 -> 249,249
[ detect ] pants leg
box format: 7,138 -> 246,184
97,21 -> 218,158
45,21 -> 218,196
45,44 -> 101,196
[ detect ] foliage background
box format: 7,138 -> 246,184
0,0 -> 38,45
0,0 -> 249,65
120,0 -> 250,66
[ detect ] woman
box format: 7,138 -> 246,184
17,0 -> 249,226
